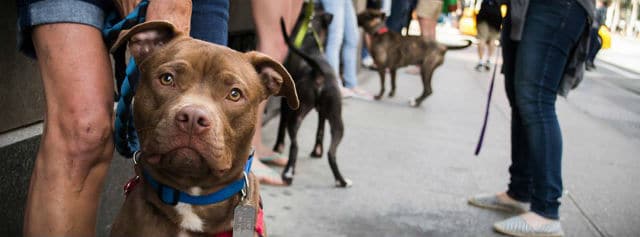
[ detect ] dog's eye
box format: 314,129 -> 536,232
160,74 -> 174,86
227,88 -> 242,102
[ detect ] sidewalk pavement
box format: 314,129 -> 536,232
257,46 -> 640,236
597,34 -> 640,75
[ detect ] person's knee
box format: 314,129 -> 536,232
514,90 -> 557,126
50,109 -> 114,159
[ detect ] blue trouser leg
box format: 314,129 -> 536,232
190,0 -> 229,45
587,27 -> 602,63
502,16 -> 533,204
341,0 -> 360,88
386,0 -> 414,33
502,0 -> 587,220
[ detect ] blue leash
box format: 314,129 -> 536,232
103,0 -> 149,158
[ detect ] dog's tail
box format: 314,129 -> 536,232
279,17 -> 327,74
444,39 -> 473,50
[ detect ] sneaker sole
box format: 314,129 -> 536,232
493,224 -> 564,237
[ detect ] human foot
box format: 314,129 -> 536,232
349,87 -> 373,100
340,86 -> 355,98
255,145 -> 287,166
468,192 -> 529,213
251,160 -> 287,186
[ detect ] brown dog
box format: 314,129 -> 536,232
109,21 -> 299,237
357,9 -> 471,107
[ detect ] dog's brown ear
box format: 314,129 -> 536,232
111,20 -> 182,63
245,51 -> 299,110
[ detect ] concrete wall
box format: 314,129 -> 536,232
0,1 -> 44,235
0,0 -> 45,134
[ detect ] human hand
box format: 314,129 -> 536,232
114,0 -> 192,34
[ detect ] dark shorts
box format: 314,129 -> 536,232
16,0 -> 114,58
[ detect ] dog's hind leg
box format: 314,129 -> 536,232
411,61 -> 438,107
310,112 -> 325,158
282,106 -> 313,185
273,98 -> 288,153
388,68 -> 397,97
325,108 -> 351,188
374,69 -> 386,100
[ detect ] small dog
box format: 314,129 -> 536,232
109,21 -> 299,236
357,9 -> 471,107
274,16 -> 352,188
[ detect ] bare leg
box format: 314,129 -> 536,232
418,17 -> 437,41
24,23 -> 114,237
252,0 -> 303,62
477,41 -> 486,62
251,0 -> 303,184
486,40 -> 496,61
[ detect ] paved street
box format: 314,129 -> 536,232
257,47 -> 640,236
96,46 -> 640,236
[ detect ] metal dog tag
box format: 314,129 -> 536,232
233,202 -> 256,237
233,171 -> 255,237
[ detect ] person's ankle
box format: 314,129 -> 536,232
497,192 -> 525,204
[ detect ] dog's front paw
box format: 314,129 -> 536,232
282,170 -> 294,186
374,95 -> 383,100
335,178 -> 353,188
408,98 -> 418,107
273,143 -> 285,153
310,144 -> 323,158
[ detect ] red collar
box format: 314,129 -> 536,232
376,26 -> 389,35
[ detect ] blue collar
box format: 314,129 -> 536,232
142,154 -> 253,206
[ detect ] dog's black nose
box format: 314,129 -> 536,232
175,105 -> 211,134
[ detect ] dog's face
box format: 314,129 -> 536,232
357,9 -> 387,33
113,21 -> 299,190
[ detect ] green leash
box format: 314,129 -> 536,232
292,0 -> 324,53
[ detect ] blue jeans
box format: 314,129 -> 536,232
502,0 -> 587,220
320,0 -> 359,88
587,27 -> 602,63
386,0 -> 416,33
190,0 -> 229,45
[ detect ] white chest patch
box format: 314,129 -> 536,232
175,203 -> 204,232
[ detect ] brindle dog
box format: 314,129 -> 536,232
358,9 -> 471,107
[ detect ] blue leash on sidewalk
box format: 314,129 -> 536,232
103,0 -> 149,158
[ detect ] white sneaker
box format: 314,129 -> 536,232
362,56 -> 374,68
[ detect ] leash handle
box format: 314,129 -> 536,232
474,46 -> 501,156
103,0 -> 149,158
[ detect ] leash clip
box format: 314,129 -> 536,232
132,150 -> 142,165
240,171 -> 249,201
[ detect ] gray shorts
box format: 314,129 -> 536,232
476,21 -> 500,43
17,0 -> 112,58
